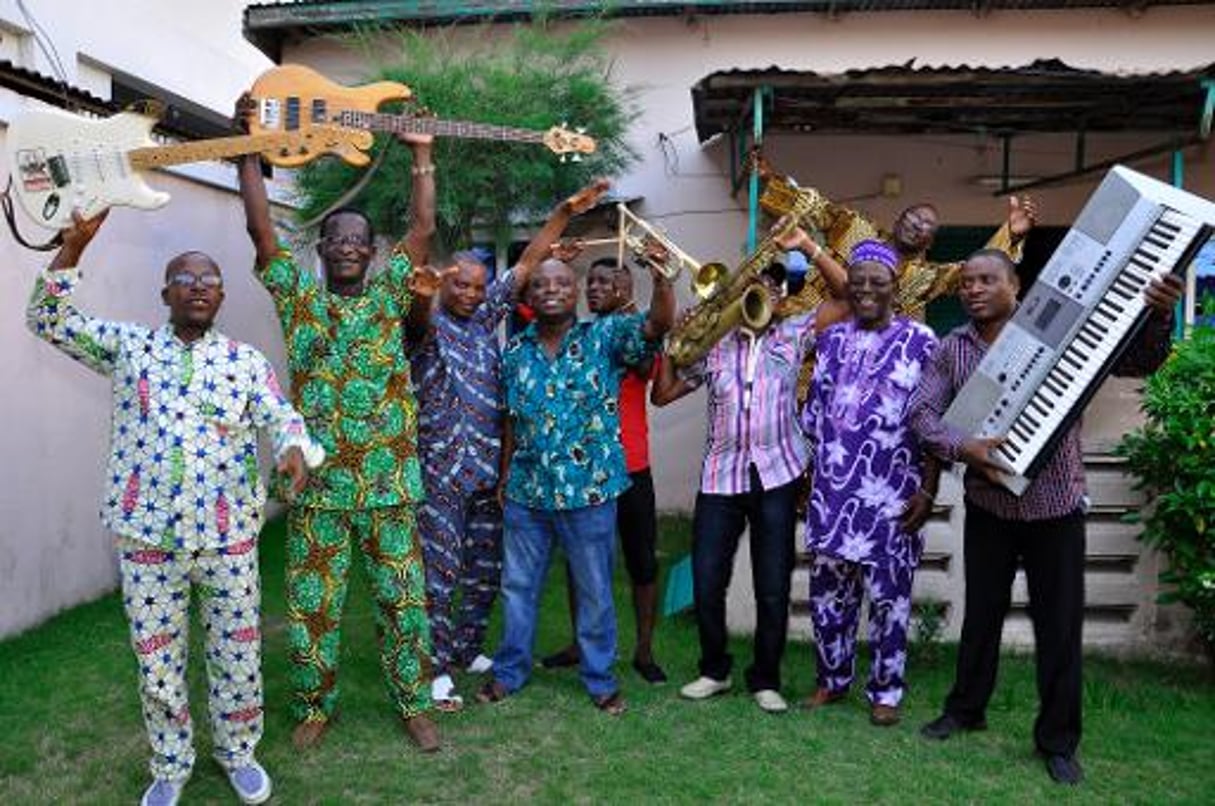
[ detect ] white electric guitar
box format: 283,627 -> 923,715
6,107 -> 364,230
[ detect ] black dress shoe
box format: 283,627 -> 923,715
919,713 -> 988,740
1045,753 -> 1084,785
540,646 -> 580,669
632,657 -> 668,684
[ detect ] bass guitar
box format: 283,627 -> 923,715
249,63 -> 596,167
6,106 -> 364,230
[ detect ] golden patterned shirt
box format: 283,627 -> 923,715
763,176 -> 1024,321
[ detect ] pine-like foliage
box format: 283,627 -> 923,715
294,18 -> 637,253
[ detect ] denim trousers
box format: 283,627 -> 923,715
492,500 -> 619,698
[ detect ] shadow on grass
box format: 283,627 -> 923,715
1,515 -> 1212,803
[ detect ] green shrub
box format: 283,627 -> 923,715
295,17 -> 637,253
1117,324 -> 1215,654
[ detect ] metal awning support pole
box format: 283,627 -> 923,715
1173,148 -> 1192,337
747,86 -> 769,253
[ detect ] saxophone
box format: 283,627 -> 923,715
666,189 -> 820,368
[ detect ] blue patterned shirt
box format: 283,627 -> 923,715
410,269 -> 515,493
27,269 -> 320,550
503,313 -> 655,511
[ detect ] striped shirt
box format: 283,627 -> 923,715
681,311 -> 816,495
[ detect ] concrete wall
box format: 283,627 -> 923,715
0,1 -> 278,637
282,6 -> 1215,512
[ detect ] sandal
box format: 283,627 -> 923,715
435,693 -> 464,713
592,691 -> 627,716
476,680 -> 510,704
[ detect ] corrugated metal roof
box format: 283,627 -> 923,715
692,59 -> 1215,140
0,60 -> 232,142
0,60 -> 112,115
242,0 -> 1215,60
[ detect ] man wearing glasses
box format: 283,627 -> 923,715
237,107 -> 446,752
26,211 -> 323,806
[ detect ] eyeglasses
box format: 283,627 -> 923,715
321,234 -> 372,250
167,272 -> 223,289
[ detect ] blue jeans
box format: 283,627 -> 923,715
492,500 -> 619,698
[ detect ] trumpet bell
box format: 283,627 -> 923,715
692,261 -> 729,300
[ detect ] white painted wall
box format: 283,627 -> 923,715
0,1 -> 279,637
283,6 -> 1215,511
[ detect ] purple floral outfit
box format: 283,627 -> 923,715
802,316 -> 937,706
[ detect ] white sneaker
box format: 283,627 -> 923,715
141,778 -> 183,806
754,689 -> 789,713
224,759 -> 272,805
465,654 -> 494,675
679,676 -> 732,700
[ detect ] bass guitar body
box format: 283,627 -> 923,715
7,108 -> 169,230
249,64 -> 408,167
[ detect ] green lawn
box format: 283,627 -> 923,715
1,516 -> 1212,804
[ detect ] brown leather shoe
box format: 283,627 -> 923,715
403,714 -> 441,753
292,717 -> 332,750
801,688 -> 847,709
870,704 -> 901,727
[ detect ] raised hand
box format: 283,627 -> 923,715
564,178 -> 611,215
233,92 -> 255,135
278,446 -> 309,501
409,264 -> 456,298
550,239 -> 586,263
771,215 -> 810,251
636,237 -> 670,272
1007,195 -> 1039,240
50,209 -> 109,271
395,108 -> 435,149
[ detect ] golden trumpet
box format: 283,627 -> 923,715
580,204 -> 727,300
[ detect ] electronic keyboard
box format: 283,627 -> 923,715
942,165 -> 1215,495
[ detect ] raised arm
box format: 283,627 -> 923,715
399,135 -> 436,269
234,94 -> 279,271
27,211 -> 126,376
511,179 -> 611,295
776,219 -> 847,300
650,346 -> 699,406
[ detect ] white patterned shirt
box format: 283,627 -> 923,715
27,268 -> 320,550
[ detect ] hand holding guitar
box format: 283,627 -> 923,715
51,209 -> 109,271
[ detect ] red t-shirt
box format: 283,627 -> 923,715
619,357 -> 658,473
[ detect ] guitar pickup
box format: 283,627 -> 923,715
47,155 -> 71,188
258,98 -> 281,129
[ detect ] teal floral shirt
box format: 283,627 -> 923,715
503,313 -> 655,511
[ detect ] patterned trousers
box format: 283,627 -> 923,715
117,536 -> 263,783
808,552 -> 916,707
285,506 -> 432,723
418,485 -> 502,676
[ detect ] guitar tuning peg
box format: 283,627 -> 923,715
560,154 -> 568,164
576,127 -> 586,134
571,154 -> 582,163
